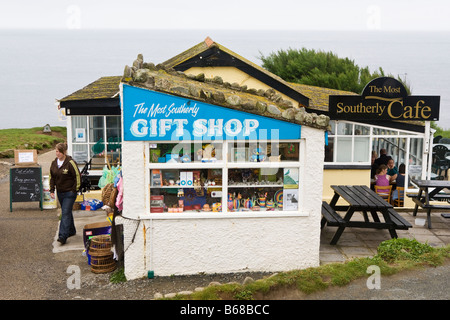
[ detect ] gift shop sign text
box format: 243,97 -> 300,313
122,84 -> 301,141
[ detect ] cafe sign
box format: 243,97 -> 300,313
329,77 -> 440,121
121,84 -> 301,141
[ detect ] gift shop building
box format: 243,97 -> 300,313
116,52 -> 330,279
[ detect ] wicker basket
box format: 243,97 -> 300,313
88,234 -> 116,273
90,252 -> 116,274
88,234 -> 112,255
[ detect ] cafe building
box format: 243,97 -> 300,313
57,37 -> 440,279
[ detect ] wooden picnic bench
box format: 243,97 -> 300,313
408,179 -> 450,228
321,185 -> 412,245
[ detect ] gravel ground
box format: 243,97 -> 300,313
1,153 -> 449,304
0,156 -> 273,300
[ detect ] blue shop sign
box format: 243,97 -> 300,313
122,84 -> 301,141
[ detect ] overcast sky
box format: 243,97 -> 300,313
1,0 -> 449,31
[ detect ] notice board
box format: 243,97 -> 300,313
10,166 -> 43,211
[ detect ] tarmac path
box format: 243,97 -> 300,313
0,150 -> 448,303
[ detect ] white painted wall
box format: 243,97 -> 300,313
117,125 -> 325,280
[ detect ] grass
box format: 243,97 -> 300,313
157,238 -> 449,300
0,126 -> 66,155
110,267 -> 127,284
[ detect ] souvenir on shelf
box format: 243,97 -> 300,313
283,168 -> 299,189
249,147 -> 266,162
150,149 -> 160,163
151,170 -> 162,187
150,195 -> 164,213
181,154 -> 191,163
284,189 -> 298,211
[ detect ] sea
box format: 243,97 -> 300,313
0,29 -> 449,130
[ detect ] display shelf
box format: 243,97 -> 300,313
148,162 -> 224,169
228,184 -> 283,188
226,161 -> 299,168
151,185 -> 223,189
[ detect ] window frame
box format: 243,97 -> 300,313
325,120 -> 428,194
70,115 -> 122,169
143,139 -> 306,219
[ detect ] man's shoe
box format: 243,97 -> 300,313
68,232 -> 76,238
57,237 -> 66,245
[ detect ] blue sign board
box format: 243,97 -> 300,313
122,84 -> 301,141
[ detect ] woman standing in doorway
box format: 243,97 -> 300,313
49,142 -> 81,245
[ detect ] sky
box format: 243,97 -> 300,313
1,0 -> 450,31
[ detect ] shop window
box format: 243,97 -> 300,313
148,140 -> 301,215
150,168 -> 223,212
227,167 -> 298,212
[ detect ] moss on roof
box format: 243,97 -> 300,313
122,57 -> 331,131
289,83 -> 358,112
59,76 -> 121,101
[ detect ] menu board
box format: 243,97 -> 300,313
10,166 -> 42,211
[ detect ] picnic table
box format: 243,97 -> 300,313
321,185 -> 411,245
408,179 -> 450,228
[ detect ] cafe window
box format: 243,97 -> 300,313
326,120 -> 433,191
71,115 -> 122,167
148,140 -> 301,214
326,121 -> 370,163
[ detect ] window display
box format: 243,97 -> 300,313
148,140 -> 301,214
150,168 -> 222,212
149,142 -> 223,163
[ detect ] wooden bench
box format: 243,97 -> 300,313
321,201 -> 345,228
387,208 -> 412,230
407,193 -> 450,202
410,196 -> 450,210
322,201 -> 411,230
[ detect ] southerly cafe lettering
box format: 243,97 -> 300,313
130,102 -> 259,138
336,99 -> 431,119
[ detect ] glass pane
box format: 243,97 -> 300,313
89,116 -> 104,143
408,138 -> 423,188
373,128 -> 398,135
353,137 -> 370,162
227,167 -> 298,212
354,124 -> 369,135
329,121 -> 336,135
336,122 -> 352,135
149,142 -> 223,163
227,141 -> 299,162
106,116 -> 122,165
72,144 -> 89,163
150,169 -> 223,213
324,137 -> 334,162
336,137 -> 352,162
71,116 -> 87,143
